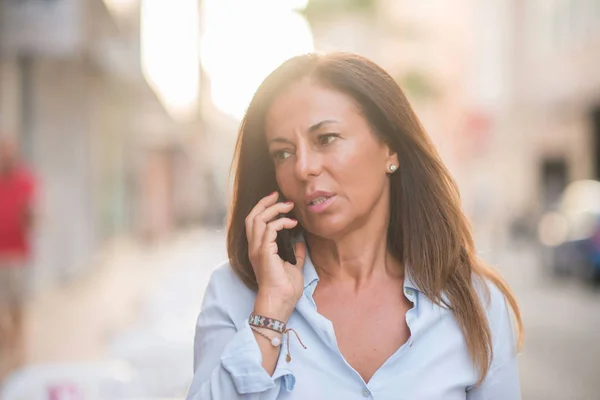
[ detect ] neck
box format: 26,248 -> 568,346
306,199 -> 402,289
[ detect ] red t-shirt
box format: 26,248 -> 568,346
0,166 -> 36,261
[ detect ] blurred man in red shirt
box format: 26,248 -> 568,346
0,136 -> 37,379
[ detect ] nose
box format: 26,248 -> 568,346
294,143 -> 322,180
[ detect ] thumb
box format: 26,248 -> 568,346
291,241 -> 307,269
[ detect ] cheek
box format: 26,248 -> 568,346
330,147 -> 383,185
275,165 -> 297,198
327,148 -> 388,207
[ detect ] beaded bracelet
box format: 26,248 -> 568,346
248,313 -> 286,334
250,326 -> 282,347
250,325 -> 307,363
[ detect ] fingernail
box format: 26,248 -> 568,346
270,191 -> 278,197
284,201 -> 293,205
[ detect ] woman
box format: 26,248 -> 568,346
186,52 -> 523,400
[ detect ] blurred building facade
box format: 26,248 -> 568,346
515,0 -> 600,211
1,0 -> 128,289
0,0 -> 211,292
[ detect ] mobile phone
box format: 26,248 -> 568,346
276,191 -> 297,265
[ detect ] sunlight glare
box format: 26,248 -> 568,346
201,0 -> 314,120
141,0 -> 200,122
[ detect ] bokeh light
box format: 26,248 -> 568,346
140,0 -> 200,122
200,0 -> 314,120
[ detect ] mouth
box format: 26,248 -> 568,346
308,196 -> 332,206
305,192 -> 336,213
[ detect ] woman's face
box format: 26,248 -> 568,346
265,79 -> 398,238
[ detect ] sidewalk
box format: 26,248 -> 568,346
106,229 -> 227,397
22,228 -> 217,365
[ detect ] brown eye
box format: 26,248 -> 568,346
274,150 -> 292,161
318,134 -> 338,146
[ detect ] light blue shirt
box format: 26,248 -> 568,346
186,253 -> 520,399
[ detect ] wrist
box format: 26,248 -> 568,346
254,292 -> 296,323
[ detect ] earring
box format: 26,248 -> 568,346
389,164 -> 397,173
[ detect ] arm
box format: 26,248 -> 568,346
186,192 -> 307,399
466,357 -> 520,400
185,270 -> 294,400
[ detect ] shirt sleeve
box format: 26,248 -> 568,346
466,282 -> 521,400
185,267 -> 295,400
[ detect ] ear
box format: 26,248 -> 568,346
385,146 -> 399,172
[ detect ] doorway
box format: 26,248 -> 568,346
540,158 -> 569,210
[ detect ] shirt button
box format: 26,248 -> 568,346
405,289 -> 414,297
362,389 -> 370,397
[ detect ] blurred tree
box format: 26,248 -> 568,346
301,0 -> 377,23
397,69 -> 438,102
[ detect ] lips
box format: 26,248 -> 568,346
308,196 -> 331,206
305,191 -> 335,205
305,191 -> 336,213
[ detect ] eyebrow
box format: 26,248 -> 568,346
268,119 -> 339,145
268,137 -> 293,145
269,119 -> 338,144
308,119 -> 338,132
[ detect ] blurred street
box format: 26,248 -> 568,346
496,243 -> 600,400
12,231 -> 600,399
12,228 -> 227,398
1,0 -> 599,398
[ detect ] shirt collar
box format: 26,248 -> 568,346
302,251 -> 320,290
292,233 -> 319,291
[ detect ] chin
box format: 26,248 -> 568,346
300,214 -> 350,240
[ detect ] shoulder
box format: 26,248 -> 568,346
476,277 -> 511,327
206,260 -> 250,291
201,260 -> 257,320
205,260 -> 255,300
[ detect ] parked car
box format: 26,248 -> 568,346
538,179 -> 600,283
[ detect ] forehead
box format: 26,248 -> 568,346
265,80 -> 363,137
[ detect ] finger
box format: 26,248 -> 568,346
251,201 -> 294,244
261,218 -> 298,251
255,201 -> 295,225
245,191 -> 279,243
290,241 -> 307,268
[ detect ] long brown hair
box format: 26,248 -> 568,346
227,52 -> 523,383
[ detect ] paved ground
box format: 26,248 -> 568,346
106,228 -> 227,398
10,230 -> 600,399
494,242 -> 600,400
23,232 -> 190,364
